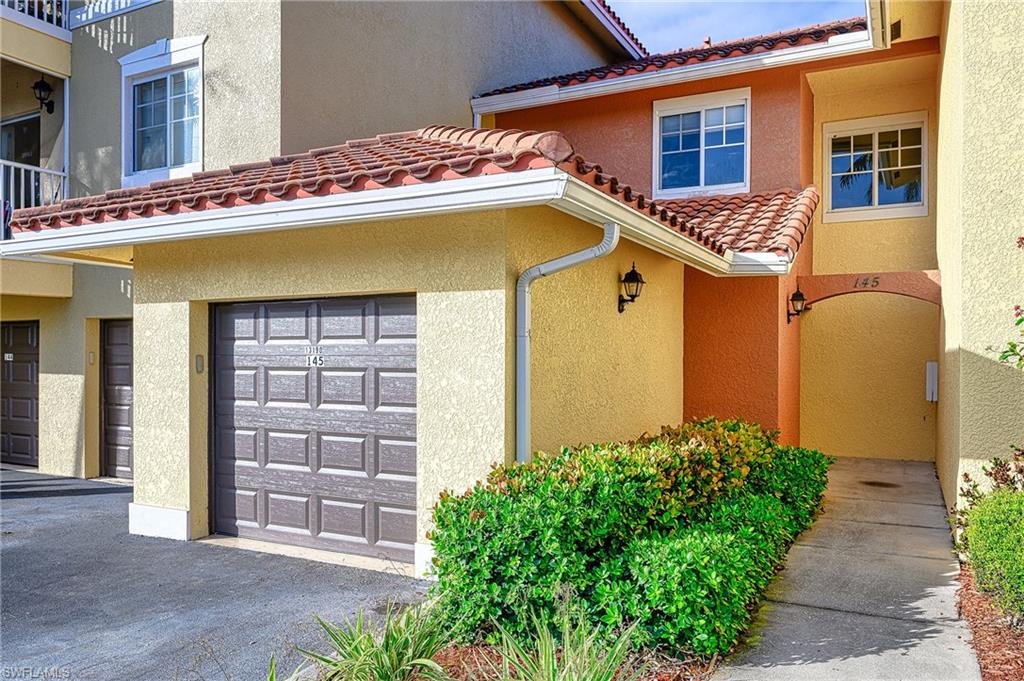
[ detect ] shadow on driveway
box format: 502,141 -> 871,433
1,468 -> 426,680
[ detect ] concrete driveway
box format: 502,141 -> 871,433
0,468 -> 426,681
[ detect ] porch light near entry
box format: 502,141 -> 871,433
32,77 -> 54,114
787,286 -> 807,324
618,262 -> 646,313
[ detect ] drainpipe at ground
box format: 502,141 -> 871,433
515,221 -> 620,464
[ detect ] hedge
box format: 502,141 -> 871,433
428,418 -> 833,655
964,489 -> 1024,619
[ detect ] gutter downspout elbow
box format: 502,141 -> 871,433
515,221 -> 620,464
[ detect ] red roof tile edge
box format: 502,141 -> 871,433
588,0 -> 648,55
9,126 -> 818,262
477,16 -> 867,97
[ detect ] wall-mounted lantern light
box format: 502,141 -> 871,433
32,76 -> 55,114
786,286 -> 807,324
618,262 -> 646,313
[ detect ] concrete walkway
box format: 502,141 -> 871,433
714,457 -> 981,681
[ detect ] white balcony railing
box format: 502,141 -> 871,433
1,160 -> 67,211
2,0 -> 68,30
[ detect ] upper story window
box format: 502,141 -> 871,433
119,36 -> 206,188
653,88 -> 750,199
823,112 -> 928,222
133,68 -> 200,172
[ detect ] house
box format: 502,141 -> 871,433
1,1 -> 640,488
474,0 -> 1024,508
2,0 -> 1021,578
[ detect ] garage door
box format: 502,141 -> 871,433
102,320 -> 133,478
212,296 -> 417,562
1,321 -> 39,467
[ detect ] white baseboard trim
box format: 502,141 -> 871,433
414,542 -> 436,580
129,502 -> 190,540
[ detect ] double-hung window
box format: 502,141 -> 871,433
653,88 -> 750,198
119,36 -> 206,187
133,67 -> 200,173
823,112 -> 927,222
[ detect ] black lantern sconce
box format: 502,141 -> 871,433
32,76 -> 55,114
618,262 -> 646,313
786,286 -> 807,324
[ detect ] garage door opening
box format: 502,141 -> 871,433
102,319 -> 134,479
1,321 -> 39,467
211,295 -> 417,563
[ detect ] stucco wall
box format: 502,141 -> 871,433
69,0 -> 280,196
279,1 -> 618,154
935,1 -> 1024,504
0,263 -> 134,477
131,211 -> 511,542
506,208 -> 684,454
800,53 -> 941,462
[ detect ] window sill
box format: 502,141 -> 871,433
122,163 -> 201,189
822,204 -> 928,223
653,184 -> 750,201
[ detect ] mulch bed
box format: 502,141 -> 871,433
435,645 -> 718,681
958,564 -> 1024,681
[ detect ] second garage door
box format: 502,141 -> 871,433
212,296 -> 417,562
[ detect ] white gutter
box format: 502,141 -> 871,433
472,20 -> 879,116
516,222 -> 620,463
0,168 -> 790,276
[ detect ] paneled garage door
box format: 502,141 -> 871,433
102,320 -> 134,478
1,321 -> 39,466
212,296 -> 417,562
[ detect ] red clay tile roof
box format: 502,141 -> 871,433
588,0 -> 647,55
9,126 -> 817,261
477,17 -> 867,96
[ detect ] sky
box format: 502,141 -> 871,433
606,1 -> 867,55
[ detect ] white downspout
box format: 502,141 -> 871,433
515,221 -> 620,463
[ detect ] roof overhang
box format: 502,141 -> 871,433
473,0 -> 887,116
0,168 -> 790,277
566,0 -> 646,60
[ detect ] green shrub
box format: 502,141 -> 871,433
746,445 -> 832,528
964,490 -> 1024,621
429,418 -> 832,655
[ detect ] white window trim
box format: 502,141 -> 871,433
652,87 -> 751,200
822,110 -> 928,223
119,36 -> 206,188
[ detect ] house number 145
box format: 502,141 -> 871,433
304,345 -> 324,366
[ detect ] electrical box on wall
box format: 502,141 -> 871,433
925,361 -> 939,402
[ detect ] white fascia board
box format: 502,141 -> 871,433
0,6 -> 71,42
2,167 -> 789,276
472,31 -> 877,115
578,0 -> 646,59
0,169 -> 569,256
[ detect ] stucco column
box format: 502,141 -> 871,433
414,289 -> 508,576
129,300 -> 208,540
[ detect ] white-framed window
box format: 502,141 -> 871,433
652,87 -> 750,199
119,36 -> 206,188
823,111 -> 928,222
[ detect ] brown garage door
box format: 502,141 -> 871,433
102,320 -> 133,478
1,321 -> 39,466
212,296 -> 417,562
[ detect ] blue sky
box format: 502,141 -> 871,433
606,1 -> 867,55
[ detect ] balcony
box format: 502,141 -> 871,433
1,0 -> 69,32
1,159 -> 66,210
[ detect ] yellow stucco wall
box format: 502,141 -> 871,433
801,54 -> 940,461
936,1 -> 1024,505
131,211 -> 510,541
506,208 -> 684,454
0,258 -> 72,298
0,17 -> 70,76
0,263 -> 133,477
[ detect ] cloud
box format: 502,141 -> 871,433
608,0 -> 867,54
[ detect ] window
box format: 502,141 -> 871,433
653,88 -> 750,198
119,36 -> 206,187
133,67 -> 200,172
823,112 -> 927,222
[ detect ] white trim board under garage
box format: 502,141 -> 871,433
128,502 -> 189,540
